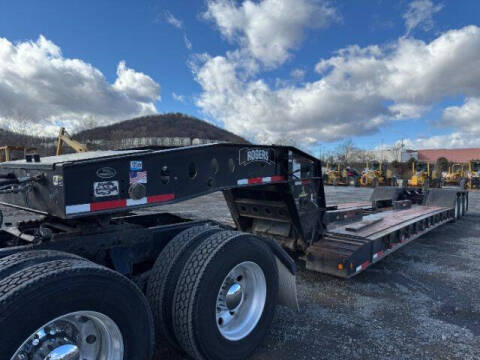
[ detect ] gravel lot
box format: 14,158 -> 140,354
2,187 -> 479,359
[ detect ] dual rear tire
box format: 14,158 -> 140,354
1,227 -> 279,360
148,227 -> 279,360
0,250 -> 154,360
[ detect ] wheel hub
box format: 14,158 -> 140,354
226,283 -> 243,310
216,261 -> 267,341
11,311 -> 124,360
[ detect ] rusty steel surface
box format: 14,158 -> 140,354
331,201 -> 372,210
330,205 -> 446,239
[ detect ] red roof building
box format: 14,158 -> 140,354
417,148 -> 480,163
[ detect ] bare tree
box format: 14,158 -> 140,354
390,142 -> 404,162
335,139 -> 358,164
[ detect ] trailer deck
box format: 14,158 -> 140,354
308,204 -> 453,277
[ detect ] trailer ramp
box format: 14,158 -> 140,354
306,204 -> 453,278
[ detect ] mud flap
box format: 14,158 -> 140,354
276,257 -> 299,310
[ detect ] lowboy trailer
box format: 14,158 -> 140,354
0,144 -> 468,360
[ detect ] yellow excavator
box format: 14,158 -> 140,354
408,162 -> 441,188
56,127 -> 88,156
360,161 -> 397,187
442,164 -> 466,187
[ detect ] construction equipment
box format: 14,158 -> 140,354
360,161 -> 397,187
56,127 -> 88,155
0,144 -> 468,359
0,146 -> 36,162
408,162 -> 441,188
467,160 -> 480,189
443,163 -> 466,187
323,162 -> 360,186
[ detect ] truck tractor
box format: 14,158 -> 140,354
0,144 -> 468,360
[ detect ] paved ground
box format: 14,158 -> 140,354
2,187 -> 479,359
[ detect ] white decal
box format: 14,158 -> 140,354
94,181 -> 119,197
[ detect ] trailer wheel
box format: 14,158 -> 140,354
173,231 -> 278,360
0,259 -> 154,360
454,197 -> 460,220
461,194 -> 467,216
0,250 -> 85,281
147,225 -> 222,349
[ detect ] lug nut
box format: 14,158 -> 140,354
86,335 -> 97,344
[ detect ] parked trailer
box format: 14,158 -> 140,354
0,144 -> 468,360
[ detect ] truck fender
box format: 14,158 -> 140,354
261,237 -> 299,310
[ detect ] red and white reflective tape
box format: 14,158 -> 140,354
372,250 -> 384,261
66,193 -> 175,215
355,260 -> 370,273
237,175 -> 285,186
295,179 -> 312,186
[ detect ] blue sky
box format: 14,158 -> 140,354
0,0 -> 479,153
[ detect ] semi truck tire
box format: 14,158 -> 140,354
0,259 -> 154,360
0,250 -> 85,281
147,225 -> 222,350
454,197 -> 460,220
461,194 -> 467,217
173,231 -> 279,360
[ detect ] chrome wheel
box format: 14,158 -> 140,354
11,311 -> 124,360
216,261 -> 267,341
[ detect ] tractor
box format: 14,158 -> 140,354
467,160 -> 480,189
360,161 -> 397,187
443,164 -> 466,187
323,162 -> 360,186
408,162 -> 441,188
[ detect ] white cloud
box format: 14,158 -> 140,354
290,68 -> 306,81
165,11 -> 183,29
165,11 -> 193,50
403,0 -> 443,35
0,36 -> 160,135
401,132 -> 480,149
193,26 -> 480,145
441,97 -> 480,134
184,35 -> 192,50
172,92 -> 186,103
204,0 -> 338,68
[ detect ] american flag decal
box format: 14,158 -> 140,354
129,171 -> 147,184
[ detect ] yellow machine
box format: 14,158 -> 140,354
360,161 -> 396,187
56,127 -> 88,156
0,146 -> 36,163
467,160 -> 480,189
443,164 -> 466,186
408,162 -> 441,188
323,162 -> 360,186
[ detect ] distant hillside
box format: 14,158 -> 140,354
0,129 -> 51,148
74,113 -> 248,144
0,113 -> 248,158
